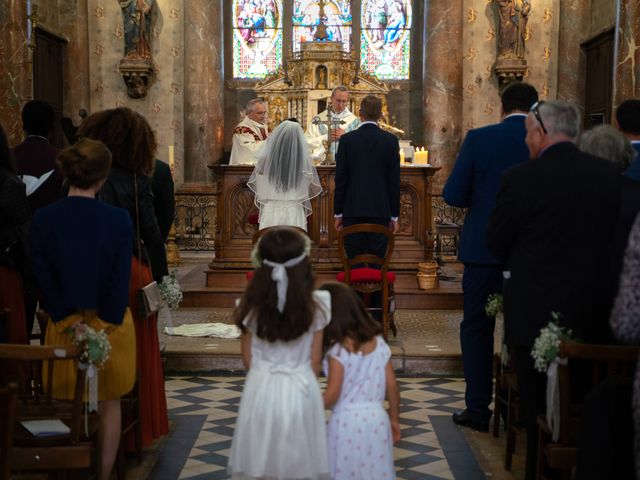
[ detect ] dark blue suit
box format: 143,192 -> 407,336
624,142 -> 640,181
442,114 -> 529,420
334,122 -> 400,259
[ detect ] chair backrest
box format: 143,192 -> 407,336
0,383 -> 18,480
0,344 -> 86,444
337,223 -> 395,279
557,340 -> 639,443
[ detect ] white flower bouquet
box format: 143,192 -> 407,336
66,322 -> 111,369
485,293 -> 503,317
158,272 -> 183,310
531,313 -> 573,373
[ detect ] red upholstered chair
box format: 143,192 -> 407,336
246,226 -> 311,283
336,224 -> 397,340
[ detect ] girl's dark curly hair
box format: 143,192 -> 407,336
77,107 -> 157,176
319,281 -> 381,352
234,227 -> 318,342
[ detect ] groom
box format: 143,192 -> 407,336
334,94 -> 400,268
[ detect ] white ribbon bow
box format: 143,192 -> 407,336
262,252 -> 307,313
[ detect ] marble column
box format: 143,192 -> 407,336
58,0 -> 90,125
183,0 -> 224,183
422,0 -> 464,194
556,0 -> 591,104
614,0 -> 640,105
0,1 -> 31,144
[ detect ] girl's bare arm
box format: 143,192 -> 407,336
323,356 -> 344,408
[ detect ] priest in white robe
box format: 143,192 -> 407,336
229,98 -> 269,165
305,86 -> 360,162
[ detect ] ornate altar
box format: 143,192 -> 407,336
256,40 -> 391,131
205,164 -> 444,308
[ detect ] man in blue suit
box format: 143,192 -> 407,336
443,82 -> 538,432
616,99 -> 640,181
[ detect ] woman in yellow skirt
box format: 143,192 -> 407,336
29,138 -> 136,480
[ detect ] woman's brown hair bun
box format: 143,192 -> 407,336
57,137 -> 112,189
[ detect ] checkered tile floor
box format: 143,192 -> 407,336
149,376 -> 486,480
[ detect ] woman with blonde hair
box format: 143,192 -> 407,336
78,107 -> 169,447
30,138 -> 136,479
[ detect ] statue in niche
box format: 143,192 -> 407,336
497,0 -> 530,59
120,0 -> 155,60
316,66 -> 328,89
118,0 -> 155,98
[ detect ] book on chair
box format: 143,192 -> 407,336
20,419 -> 70,436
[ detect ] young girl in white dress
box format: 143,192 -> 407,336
227,227 -> 331,480
321,282 -> 401,480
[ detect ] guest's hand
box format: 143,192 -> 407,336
329,128 -> 345,142
334,217 -> 343,232
390,219 -> 399,233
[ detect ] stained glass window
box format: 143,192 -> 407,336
232,0 -> 283,79
292,1 -> 352,52
361,0 -> 412,80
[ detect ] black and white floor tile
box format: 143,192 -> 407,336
148,376 -> 486,480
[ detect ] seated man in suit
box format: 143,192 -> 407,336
615,99 -> 640,181
444,82 -> 538,433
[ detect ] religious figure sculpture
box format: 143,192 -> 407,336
118,0 -> 155,98
494,0 -> 530,86
497,0 -> 530,59
120,0 -> 154,60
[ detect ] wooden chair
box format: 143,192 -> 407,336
0,309 -> 7,344
536,341 -> 639,480
336,223 -> 397,340
0,343 -> 99,478
0,383 -> 18,480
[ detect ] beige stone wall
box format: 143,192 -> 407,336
461,0 -> 560,135
590,0 -> 616,37
86,0 -> 186,184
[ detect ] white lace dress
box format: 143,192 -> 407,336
325,336 -> 395,480
227,291 -> 331,480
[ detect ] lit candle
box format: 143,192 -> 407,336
425,149 -> 429,165
399,148 -> 405,165
168,145 -> 175,177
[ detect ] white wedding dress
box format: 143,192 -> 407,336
227,291 -> 331,480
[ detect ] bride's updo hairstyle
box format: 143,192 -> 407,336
57,138 -> 112,189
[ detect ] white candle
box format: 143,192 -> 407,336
400,148 -> 405,165
425,149 -> 429,165
168,145 -> 175,176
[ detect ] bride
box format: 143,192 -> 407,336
248,120 -> 321,231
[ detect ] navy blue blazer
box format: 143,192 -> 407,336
29,197 -> 133,325
443,115 -> 529,264
334,123 -> 400,219
624,142 -> 640,181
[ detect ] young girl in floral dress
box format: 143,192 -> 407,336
321,281 -> 401,480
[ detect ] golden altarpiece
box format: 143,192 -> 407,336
204,40 -> 444,308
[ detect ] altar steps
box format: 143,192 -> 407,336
181,263 -> 463,309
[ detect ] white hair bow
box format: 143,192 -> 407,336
262,252 -> 307,313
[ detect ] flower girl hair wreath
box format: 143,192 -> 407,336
237,228 -> 316,343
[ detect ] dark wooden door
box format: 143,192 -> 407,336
582,29 -> 614,129
33,28 -> 67,148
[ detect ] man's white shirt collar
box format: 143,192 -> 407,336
359,121 -> 378,127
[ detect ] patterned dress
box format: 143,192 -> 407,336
325,336 -> 395,480
610,212 -> 640,478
